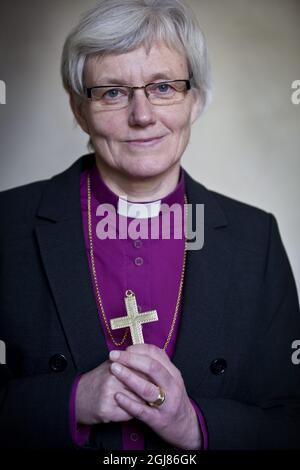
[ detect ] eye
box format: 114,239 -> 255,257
104,88 -> 124,99
156,83 -> 172,93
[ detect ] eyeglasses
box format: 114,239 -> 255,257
84,79 -> 191,110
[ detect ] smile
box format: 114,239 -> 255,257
125,136 -> 166,147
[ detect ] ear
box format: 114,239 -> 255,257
190,89 -> 203,124
69,92 -> 90,134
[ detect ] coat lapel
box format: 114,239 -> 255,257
173,171 -> 234,394
35,154 -> 107,372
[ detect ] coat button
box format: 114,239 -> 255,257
210,358 -> 227,375
49,354 -> 68,372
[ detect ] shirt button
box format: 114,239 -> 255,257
134,257 -> 144,266
134,239 -> 143,248
130,433 -> 139,442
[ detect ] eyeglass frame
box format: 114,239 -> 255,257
84,79 -> 191,105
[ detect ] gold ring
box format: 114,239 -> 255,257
148,386 -> 166,407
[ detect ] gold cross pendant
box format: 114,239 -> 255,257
110,290 -> 158,344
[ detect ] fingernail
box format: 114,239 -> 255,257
110,350 -> 120,360
115,393 -> 126,401
111,363 -> 122,374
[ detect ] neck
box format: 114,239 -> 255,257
95,157 -> 181,202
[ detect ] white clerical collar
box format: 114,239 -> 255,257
117,197 -> 161,219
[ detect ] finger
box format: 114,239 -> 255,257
110,362 -> 163,404
109,350 -> 173,389
119,390 -> 146,406
121,387 -> 146,404
111,372 -> 146,403
126,344 -> 179,378
114,392 -> 161,427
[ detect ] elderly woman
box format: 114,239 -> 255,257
0,0 -> 299,453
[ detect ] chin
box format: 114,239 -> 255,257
120,157 -> 174,180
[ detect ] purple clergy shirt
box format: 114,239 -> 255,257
70,162 -> 208,450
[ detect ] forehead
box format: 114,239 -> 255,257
84,42 -> 189,85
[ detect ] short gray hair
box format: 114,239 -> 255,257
61,0 -> 212,109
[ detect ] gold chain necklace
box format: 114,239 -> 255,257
87,171 -> 188,350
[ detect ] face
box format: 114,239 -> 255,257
72,41 -> 201,180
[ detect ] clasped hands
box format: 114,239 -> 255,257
75,343 -> 202,449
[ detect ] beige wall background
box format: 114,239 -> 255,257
0,0 -> 299,294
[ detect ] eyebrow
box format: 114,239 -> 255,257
94,72 -> 175,85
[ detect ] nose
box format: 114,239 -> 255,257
127,89 -> 156,127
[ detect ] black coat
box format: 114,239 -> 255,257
0,154 -> 299,450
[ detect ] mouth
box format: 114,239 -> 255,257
124,135 -> 166,147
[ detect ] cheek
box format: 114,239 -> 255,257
87,112 -> 123,140
161,107 -> 192,135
